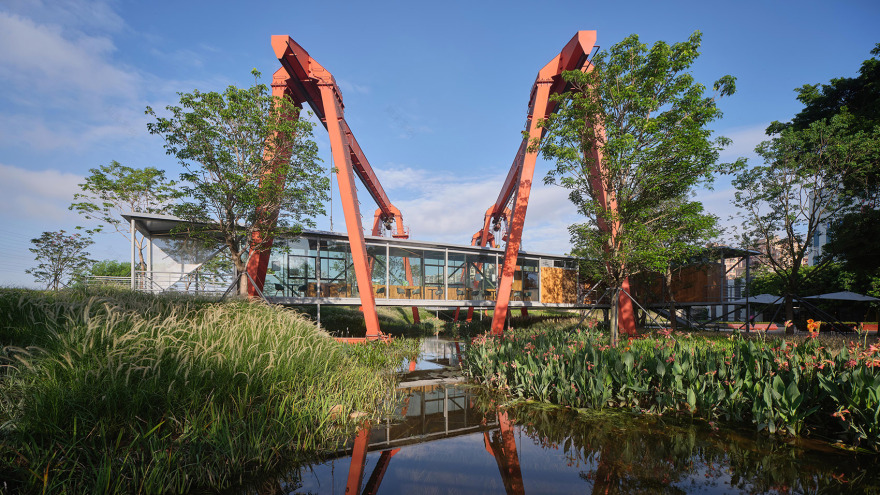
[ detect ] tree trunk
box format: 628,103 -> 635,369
610,287 -> 619,347
666,267 -> 678,332
238,271 -> 248,296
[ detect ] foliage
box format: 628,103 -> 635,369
733,112 -> 875,327
824,209 -> 880,298
0,288 -> 411,493
748,263 -> 852,300
69,161 -> 178,270
146,70 -> 329,294
785,43 -> 880,200
89,259 -> 131,278
25,230 -> 95,290
464,323 -> 880,450
539,31 -> 736,341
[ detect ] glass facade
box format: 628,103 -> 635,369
258,232 -> 578,304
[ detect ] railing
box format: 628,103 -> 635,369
133,271 -> 234,296
84,276 -> 131,287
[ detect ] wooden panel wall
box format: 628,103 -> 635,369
629,263 -> 724,304
541,267 -> 578,304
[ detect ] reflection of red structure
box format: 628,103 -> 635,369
344,406 -> 524,495
484,410 -> 526,494
248,32 -> 636,337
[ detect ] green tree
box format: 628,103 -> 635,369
89,259 -> 131,277
734,111 -> 878,332
69,161 -> 178,272
824,208 -> 880,298
26,230 -> 95,290
785,43 -> 880,199
146,71 -> 329,295
540,31 -> 735,343
749,263 -> 851,301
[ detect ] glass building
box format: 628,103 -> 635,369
123,212 -> 580,308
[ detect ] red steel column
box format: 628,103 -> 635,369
587,124 -> 637,335
319,84 -> 382,338
490,80 -> 552,335
246,69 -> 297,297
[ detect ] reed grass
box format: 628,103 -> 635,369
0,287 -> 413,493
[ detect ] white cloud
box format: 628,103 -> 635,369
0,11 -> 138,107
716,123 -> 770,164
2,0 -> 125,34
0,163 -> 83,222
337,79 -> 370,95
369,163 -> 576,253
0,110 -> 145,151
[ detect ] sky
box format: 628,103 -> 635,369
0,0 -> 877,287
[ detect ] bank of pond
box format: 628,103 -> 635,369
1,288 -> 879,493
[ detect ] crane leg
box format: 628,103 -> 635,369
319,84 -> 381,338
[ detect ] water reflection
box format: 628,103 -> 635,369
283,339 -> 880,494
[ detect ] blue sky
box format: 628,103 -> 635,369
0,0 -> 877,287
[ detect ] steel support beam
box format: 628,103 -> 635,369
319,83 -> 382,337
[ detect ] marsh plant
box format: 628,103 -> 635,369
0,288 -> 413,493
464,322 -> 880,450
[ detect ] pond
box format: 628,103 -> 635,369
280,338 -> 880,494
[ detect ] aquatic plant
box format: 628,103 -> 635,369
463,323 -> 880,450
0,287 -> 411,493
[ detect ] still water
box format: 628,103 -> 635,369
289,338 -> 880,494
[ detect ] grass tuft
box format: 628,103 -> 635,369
0,287 -> 412,493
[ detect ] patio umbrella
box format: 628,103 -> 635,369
803,291 -> 880,302
728,294 -> 785,305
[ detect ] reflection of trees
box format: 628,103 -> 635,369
473,397 -> 872,494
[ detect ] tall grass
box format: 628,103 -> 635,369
0,288 -> 411,493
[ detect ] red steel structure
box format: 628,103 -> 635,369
248,36 -> 420,337
480,30 -> 636,336
249,31 -> 636,337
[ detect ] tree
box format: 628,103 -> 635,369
26,230 -> 95,290
749,263 -> 851,301
146,70 -> 329,295
540,31 -> 736,343
90,259 -> 132,277
733,113 -> 873,331
824,208 -> 880,298
70,161 -> 178,272
786,43 -> 880,204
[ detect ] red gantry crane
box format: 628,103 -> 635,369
249,31 -> 637,339
477,31 -> 636,336
247,35 -> 417,337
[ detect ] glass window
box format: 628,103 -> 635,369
389,247 -> 424,299
447,252 -> 467,300
319,240 -> 355,297
466,253 -> 497,300
423,250 -> 444,299
367,244 -> 387,299
287,238 -> 319,297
